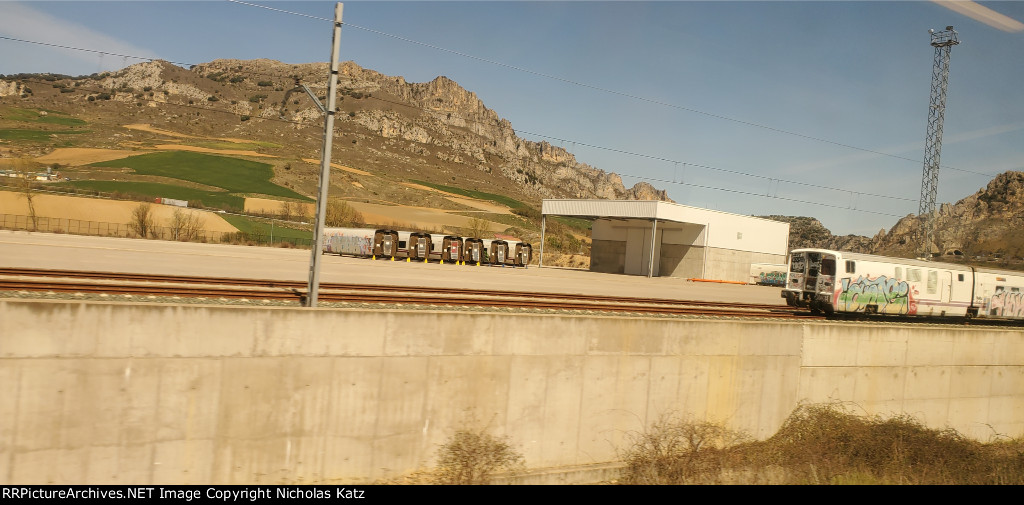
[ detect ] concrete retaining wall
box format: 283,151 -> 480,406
1,299 -> 1022,484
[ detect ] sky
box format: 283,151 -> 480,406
1,1 -> 1023,237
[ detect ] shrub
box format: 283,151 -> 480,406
619,413 -> 750,485
433,428 -> 525,485
325,199 -> 364,227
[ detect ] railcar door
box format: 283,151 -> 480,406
814,254 -> 837,314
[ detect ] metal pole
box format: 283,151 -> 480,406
306,2 -> 343,307
701,223 -> 709,280
539,215 -> 545,267
648,219 -> 657,278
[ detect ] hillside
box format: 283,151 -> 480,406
762,170 -> 1024,270
0,59 -> 670,207
0,59 -> 679,262
2,59 -> 1020,270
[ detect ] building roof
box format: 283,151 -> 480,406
541,199 -> 786,226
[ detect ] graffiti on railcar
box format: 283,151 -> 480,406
835,275 -> 913,314
984,289 -> 1024,317
327,234 -> 373,255
758,271 -> 787,286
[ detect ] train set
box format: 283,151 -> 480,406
783,248 -> 1024,321
321,227 -> 533,267
318,228 -> 1024,323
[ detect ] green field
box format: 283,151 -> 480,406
2,106 -> 87,126
55,181 -> 246,210
0,129 -> 85,141
89,151 -> 311,201
219,213 -> 313,244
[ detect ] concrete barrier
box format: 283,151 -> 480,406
1,299 -> 1021,484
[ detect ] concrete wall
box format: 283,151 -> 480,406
590,239 -> 626,274
590,219 -> 787,281
703,249 -> 789,283
659,243 -> 705,279
2,299 -> 1022,485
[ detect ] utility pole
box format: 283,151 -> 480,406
918,25 -> 959,259
306,2 -> 343,307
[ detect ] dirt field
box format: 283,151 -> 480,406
244,197 -> 314,216
9,141 -> 517,238
0,190 -> 239,233
123,123 -> 193,139
301,158 -> 372,176
152,144 -> 275,158
34,148 -> 151,165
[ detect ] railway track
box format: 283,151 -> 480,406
0,267 -> 818,320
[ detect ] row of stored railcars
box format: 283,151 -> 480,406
322,227 -> 533,267
782,248 -> 1024,320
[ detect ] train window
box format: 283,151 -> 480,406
958,274 -> 964,282
845,261 -> 855,273
908,269 -> 922,282
895,267 -> 903,280
927,271 -> 937,294
1013,288 -> 1021,293
790,255 -> 806,273
821,258 -> 836,276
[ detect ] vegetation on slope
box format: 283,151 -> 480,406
89,151 -> 310,201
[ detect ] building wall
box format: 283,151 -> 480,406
659,243 -> 705,279
590,219 -> 786,282
703,249 -> 789,283
2,299 -> 1022,485
590,239 -> 625,274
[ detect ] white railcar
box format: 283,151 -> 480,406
972,268 -> 1024,319
749,263 -> 788,286
784,248 -> 973,317
323,228 -> 400,259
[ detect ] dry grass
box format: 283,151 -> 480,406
618,402 -> 1024,485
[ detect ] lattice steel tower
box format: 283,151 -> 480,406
919,26 -> 959,258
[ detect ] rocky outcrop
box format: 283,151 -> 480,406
763,171 -> 1024,265
187,59 -> 673,203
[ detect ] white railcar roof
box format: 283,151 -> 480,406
789,248 -> 972,271
322,227 -> 378,236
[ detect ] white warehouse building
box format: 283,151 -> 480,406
540,199 -> 790,283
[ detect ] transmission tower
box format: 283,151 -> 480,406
918,26 -> 959,259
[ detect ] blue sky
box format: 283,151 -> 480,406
2,1 -> 1023,236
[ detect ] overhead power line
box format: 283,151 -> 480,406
0,10 -> 996,182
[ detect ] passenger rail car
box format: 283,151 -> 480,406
323,228 -> 400,259
783,248 -> 1024,320
321,227 -> 532,267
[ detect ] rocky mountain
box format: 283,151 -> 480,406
764,170 -> 1024,268
0,59 -> 672,206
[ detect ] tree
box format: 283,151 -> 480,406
325,199 -> 364,227
168,208 -> 204,242
12,158 -> 42,231
467,216 -> 490,239
279,201 -> 294,221
129,203 -> 155,238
